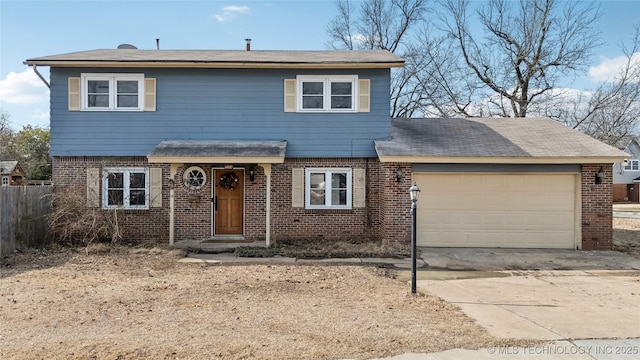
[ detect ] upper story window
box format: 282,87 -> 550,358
1,176 -> 9,186
305,168 -> 352,209
82,74 -> 144,111
624,159 -> 639,171
297,75 -> 357,112
102,167 -> 149,210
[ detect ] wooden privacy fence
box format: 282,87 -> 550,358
0,186 -> 52,256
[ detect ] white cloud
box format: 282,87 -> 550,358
31,110 -> 50,121
589,53 -> 640,82
213,5 -> 250,22
0,69 -> 49,105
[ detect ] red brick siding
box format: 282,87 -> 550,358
379,163 -> 412,243
244,167 -> 267,240
53,157 -> 612,250
268,158 -> 381,243
52,157 -> 169,243
581,164 -> 613,250
53,157 -> 384,243
174,165 -> 214,240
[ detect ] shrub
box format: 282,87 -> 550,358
48,187 -> 122,245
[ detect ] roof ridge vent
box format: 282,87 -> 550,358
117,44 -> 138,50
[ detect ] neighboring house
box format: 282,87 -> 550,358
613,138 -> 640,203
0,161 -> 26,186
24,45 -> 627,250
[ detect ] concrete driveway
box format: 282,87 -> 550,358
413,248 -> 640,340
419,248 -> 640,271
418,270 -> 640,340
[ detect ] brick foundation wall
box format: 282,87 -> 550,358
581,164 -> 613,250
52,157 -> 170,243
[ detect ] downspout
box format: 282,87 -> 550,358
29,65 -> 50,88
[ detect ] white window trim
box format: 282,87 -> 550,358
102,167 -> 150,210
305,168 -> 352,209
1,176 -> 9,186
296,75 -> 358,113
624,159 -> 640,171
81,73 -> 145,111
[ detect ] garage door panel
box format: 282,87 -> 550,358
527,213 -> 574,228
420,230 -> 576,248
415,174 -> 577,249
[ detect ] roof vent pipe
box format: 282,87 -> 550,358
156,38 -> 160,50
245,38 -> 251,51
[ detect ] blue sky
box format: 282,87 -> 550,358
0,0 -> 639,130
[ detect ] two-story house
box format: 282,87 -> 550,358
613,138 -> 640,202
24,45 -> 627,250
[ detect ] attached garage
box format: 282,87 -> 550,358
375,117 -> 629,250
413,171 -> 579,248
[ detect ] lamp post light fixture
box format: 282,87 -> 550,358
595,166 -> 605,184
409,182 -> 421,294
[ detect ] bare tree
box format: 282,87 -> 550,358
326,0 -> 428,117
434,0 -> 602,118
547,25 -> 640,147
0,109 -> 18,160
326,0 -> 427,52
326,0 -> 640,145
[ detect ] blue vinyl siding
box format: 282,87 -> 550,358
50,68 -> 392,158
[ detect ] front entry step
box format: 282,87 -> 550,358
174,239 -> 266,253
204,235 -> 247,243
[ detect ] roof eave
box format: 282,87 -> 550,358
23,60 -> 405,69
377,155 -> 628,164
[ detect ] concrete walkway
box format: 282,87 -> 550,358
181,248 -> 640,271
613,203 -> 640,219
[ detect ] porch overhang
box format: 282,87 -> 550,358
147,140 -> 285,248
146,140 -> 287,164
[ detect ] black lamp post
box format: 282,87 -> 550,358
409,182 -> 421,294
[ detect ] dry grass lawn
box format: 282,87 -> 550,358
613,217 -> 640,258
0,245 -> 522,360
1,218 -> 637,359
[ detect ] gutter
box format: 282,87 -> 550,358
28,64 -> 50,88
24,60 -> 405,69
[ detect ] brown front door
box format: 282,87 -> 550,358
214,169 -> 244,235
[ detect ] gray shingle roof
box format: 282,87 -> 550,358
375,117 -> 628,161
148,140 -> 287,158
24,49 -> 404,68
0,161 -> 19,175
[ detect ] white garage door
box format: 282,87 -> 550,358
414,173 -> 578,248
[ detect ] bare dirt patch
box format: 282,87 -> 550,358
613,217 -> 640,259
0,245 -> 526,360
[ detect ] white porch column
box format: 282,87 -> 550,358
260,163 -> 272,247
168,163 -> 183,246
